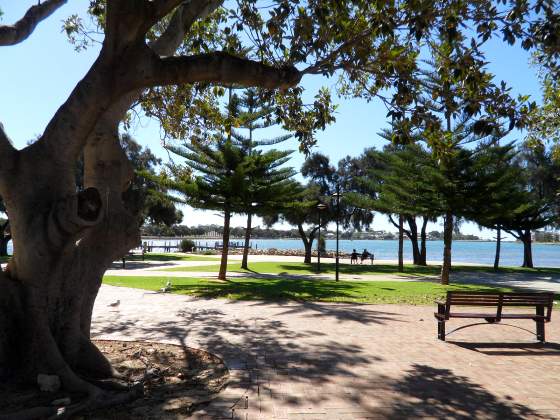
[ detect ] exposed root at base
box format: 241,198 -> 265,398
0,386 -> 143,420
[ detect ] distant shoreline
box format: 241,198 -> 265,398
141,236 -> 524,243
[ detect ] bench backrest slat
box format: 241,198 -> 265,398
445,291 -> 554,321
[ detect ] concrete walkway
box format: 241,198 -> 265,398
92,285 -> 560,419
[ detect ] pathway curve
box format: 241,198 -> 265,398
92,285 -> 560,419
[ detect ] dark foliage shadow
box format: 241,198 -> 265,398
271,300 -> 405,324
383,364 -> 543,418
92,299 -> 393,409
109,261 -> 177,270
170,278 -> 363,302
450,341 -> 560,356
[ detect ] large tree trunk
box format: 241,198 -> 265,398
405,216 -> 421,265
398,215 -> 404,272
298,223 -> 315,264
520,229 -> 534,268
441,211 -> 453,285
0,1 -> 303,412
218,208 -> 231,280
494,226 -> 501,270
241,213 -> 252,270
419,216 -> 428,266
390,214 -> 420,265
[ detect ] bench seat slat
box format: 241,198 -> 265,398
447,313 -> 498,318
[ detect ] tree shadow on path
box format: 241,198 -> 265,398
382,364 -> 543,419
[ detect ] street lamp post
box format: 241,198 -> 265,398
317,203 -> 327,273
332,185 -> 341,281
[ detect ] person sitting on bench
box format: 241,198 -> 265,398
350,249 -> 359,264
360,249 -> 370,264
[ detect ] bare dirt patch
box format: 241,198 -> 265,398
0,340 -> 229,419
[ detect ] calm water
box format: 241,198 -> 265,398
143,238 -> 560,268
8,238 -> 556,267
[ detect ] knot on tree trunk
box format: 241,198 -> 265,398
47,188 -> 103,248
77,188 -> 103,222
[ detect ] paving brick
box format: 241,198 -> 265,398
93,285 -> 560,419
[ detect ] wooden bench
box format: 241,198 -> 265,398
434,291 -> 554,342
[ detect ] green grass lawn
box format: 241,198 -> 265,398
102,275 -> 546,305
162,261 -> 439,275
160,260 -> 560,277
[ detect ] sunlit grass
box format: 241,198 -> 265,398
102,275 -> 549,305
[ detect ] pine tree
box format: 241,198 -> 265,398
229,88 -> 292,269
415,38 -> 511,284
467,143 -> 524,269
168,137 -> 298,279
373,137 -> 441,266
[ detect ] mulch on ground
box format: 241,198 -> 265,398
0,340 -> 229,419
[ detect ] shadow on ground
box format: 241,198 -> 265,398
380,364 -> 542,418
170,278 -> 365,302
450,341 -> 560,356
110,261 -> 177,270
92,296 -> 545,417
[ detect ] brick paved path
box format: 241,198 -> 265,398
92,285 -> 560,419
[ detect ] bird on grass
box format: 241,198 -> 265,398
108,300 -> 120,308
160,280 -> 172,293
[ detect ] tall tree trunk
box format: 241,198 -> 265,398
419,216 -> 428,266
521,229 -> 534,268
241,213 -> 252,270
398,214 -> 404,272
0,2 -> 297,412
494,226 -> 501,270
405,216 -> 420,265
441,211 -> 453,285
298,223 -> 314,264
218,208 -> 231,280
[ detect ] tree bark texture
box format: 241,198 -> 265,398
389,214 -> 422,265
441,211 -> 453,285
419,217 -> 428,266
520,229 -> 534,268
405,216 -> 420,265
494,226 -> 501,270
241,213 -> 252,270
0,0 -> 303,408
218,208 -> 231,280
298,223 -> 315,264
398,215 -> 404,272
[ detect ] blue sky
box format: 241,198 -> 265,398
0,2 -> 542,238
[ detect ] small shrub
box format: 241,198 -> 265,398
180,239 -> 196,252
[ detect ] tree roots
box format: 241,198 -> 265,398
1,381 -> 143,420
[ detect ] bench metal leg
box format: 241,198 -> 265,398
438,321 -> 446,341
536,306 -> 545,343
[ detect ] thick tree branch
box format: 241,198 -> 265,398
0,0 -> 67,46
0,123 -> 16,159
144,52 -> 302,90
149,0 -> 223,56
0,123 -> 18,192
146,0 -> 185,26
